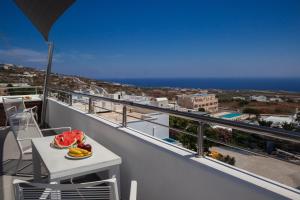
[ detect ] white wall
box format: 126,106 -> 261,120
46,99 -> 299,200
127,113 -> 169,139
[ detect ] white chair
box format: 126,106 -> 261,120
2,97 -> 38,127
13,177 -> 137,200
9,109 -> 71,175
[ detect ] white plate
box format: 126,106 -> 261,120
65,153 -> 93,160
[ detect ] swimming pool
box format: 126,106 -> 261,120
163,138 -> 177,144
221,113 -> 242,119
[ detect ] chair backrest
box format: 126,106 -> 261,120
9,110 -> 43,154
13,177 -> 119,200
2,97 -> 26,119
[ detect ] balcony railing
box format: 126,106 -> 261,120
0,86 -> 43,96
47,87 -> 300,160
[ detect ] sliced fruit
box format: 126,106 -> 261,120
69,148 -> 83,155
68,152 -> 85,157
79,149 -> 89,155
53,130 -> 85,149
72,130 -> 85,143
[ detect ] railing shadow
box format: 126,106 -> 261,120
0,127 -> 35,200
0,126 -> 10,200
0,127 -> 10,174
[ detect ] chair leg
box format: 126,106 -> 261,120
26,117 -> 30,129
34,112 -> 38,123
14,154 -> 34,176
17,162 -> 32,173
15,154 -> 23,175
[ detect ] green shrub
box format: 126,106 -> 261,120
243,107 -> 260,115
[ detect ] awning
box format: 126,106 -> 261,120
14,0 -> 75,41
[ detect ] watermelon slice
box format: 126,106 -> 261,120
53,130 -> 85,149
71,129 -> 85,143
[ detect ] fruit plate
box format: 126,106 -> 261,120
65,152 -> 93,160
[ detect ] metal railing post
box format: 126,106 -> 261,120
69,93 -> 73,106
88,98 -> 94,113
122,105 -> 127,127
35,87 -> 38,95
41,42 -> 54,127
197,122 -> 205,157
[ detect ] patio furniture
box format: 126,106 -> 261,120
31,135 -> 122,196
13,177 -> 137,200
9,110 -> 71,175
2,96 -> 38,127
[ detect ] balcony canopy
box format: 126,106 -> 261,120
14,0 -> 75,41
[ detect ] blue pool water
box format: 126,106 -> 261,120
163,138 -> 177,144
221,113 -> 242,119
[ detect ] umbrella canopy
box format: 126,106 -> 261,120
14,0 -> 75,41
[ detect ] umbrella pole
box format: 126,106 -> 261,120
41,42 -> 54,127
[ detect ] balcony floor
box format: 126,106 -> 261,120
0,127 -> 33,200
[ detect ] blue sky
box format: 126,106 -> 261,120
0,0 -> 300,78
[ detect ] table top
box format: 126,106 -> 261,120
32,135 -> 122,180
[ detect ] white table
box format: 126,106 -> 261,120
31,135 -> 122,188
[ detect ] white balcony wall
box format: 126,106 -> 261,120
46,99 -> 299,200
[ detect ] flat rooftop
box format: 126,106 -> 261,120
211,146 -> 300,189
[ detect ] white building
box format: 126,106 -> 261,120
127,113 -> 169,139
85,91 -> 170,140
23,71 -> 36,77
177,93 -> 218,113
150,97 -> 169,108
262,116 -> 294,128
0,63 -> 14,70
269,97 -> 283,102
109,92 -> 151,105
250,95 -> 268,102
212,125 -> 232,132
0,83 -> 30,87
233,96 -> 246,101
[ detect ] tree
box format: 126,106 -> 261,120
169,116 -> 199,151
258,120 -> 273,127
198,108 -> 205,112
243,107 -> 260,115
6,83 -> 36,95
282,122 -> 295,131
238,100 -> 249,107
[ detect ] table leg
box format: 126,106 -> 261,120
109,165 -> 121,198
32,144 -> 42,182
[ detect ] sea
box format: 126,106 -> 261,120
101,78 -> 300,92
